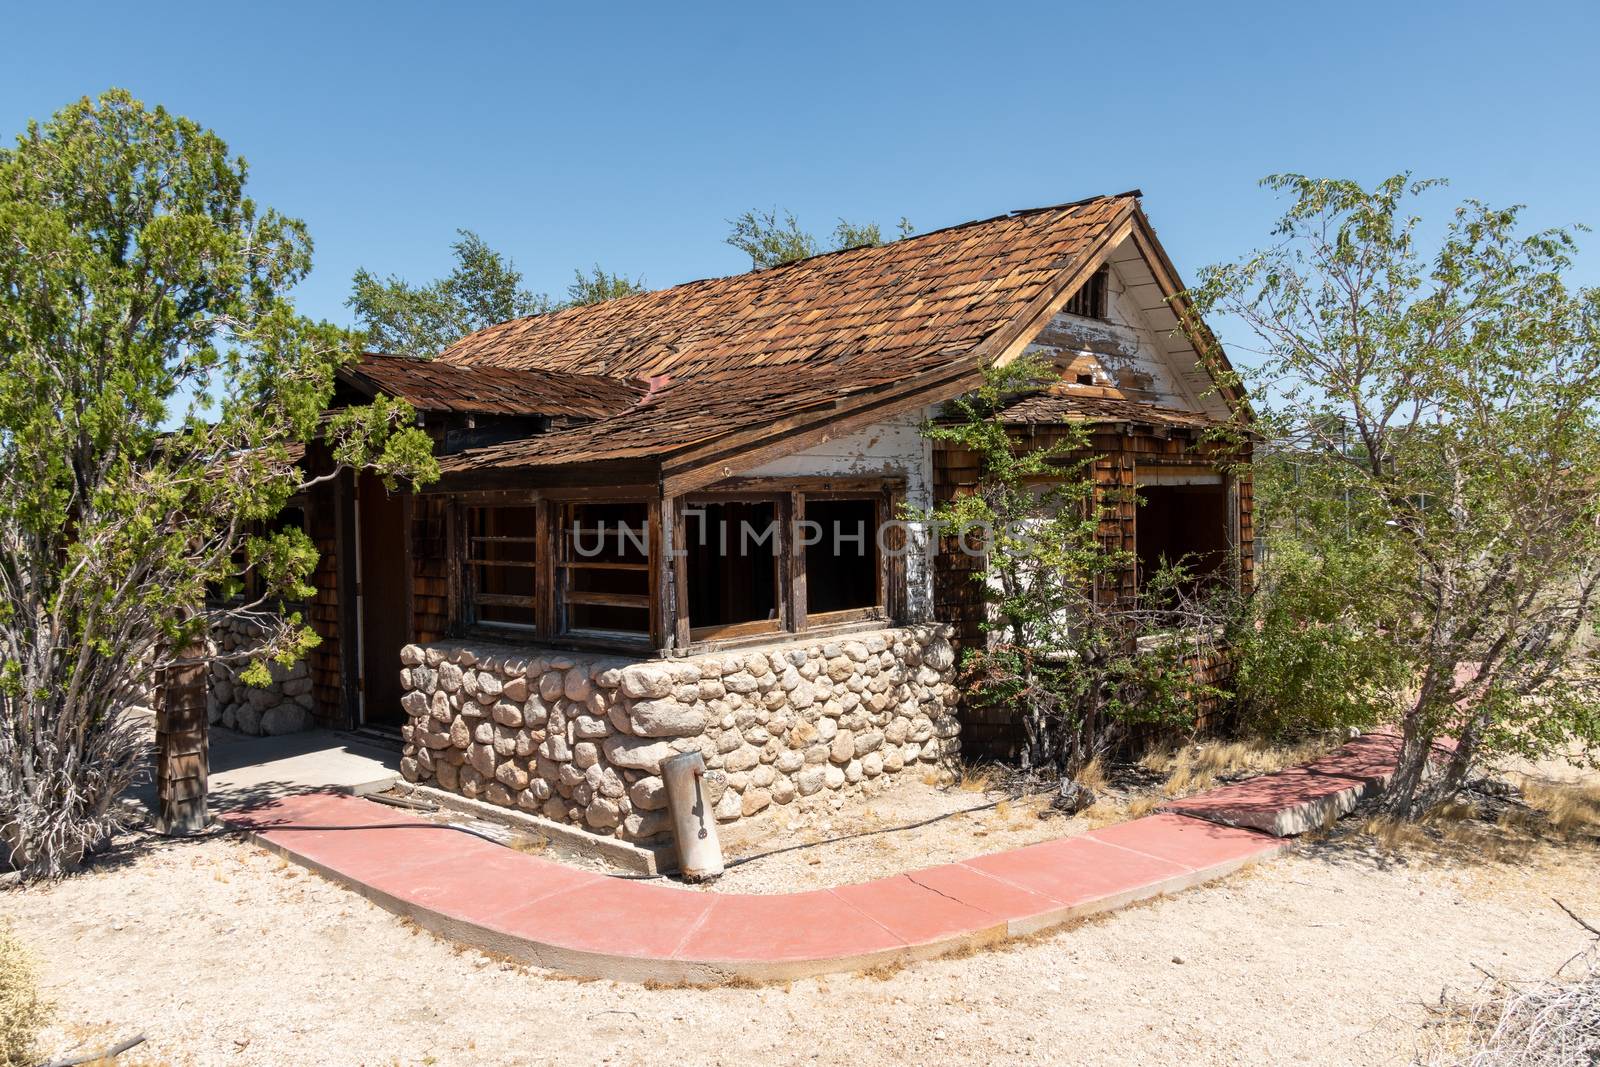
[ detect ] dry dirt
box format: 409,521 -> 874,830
610,736 -> 1340,893
703,771 -> 1077,893
6,809 -> 1598,1067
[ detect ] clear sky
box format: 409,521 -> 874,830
4,0 -> 1598,364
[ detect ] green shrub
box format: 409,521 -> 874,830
1231,540 -> 1409,738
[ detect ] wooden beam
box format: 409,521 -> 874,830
537,499 -> 557,636
661,366 -> 979,497
154,637 -> 208,835
427,460 -> 661,493
698,474 -> 906,495
788,492 -> 807,633
668,497 -> 690,650
335,468 -> 361,727
647,494 -> 668,650
661,360 -> 980,479
401,491 -> 416,648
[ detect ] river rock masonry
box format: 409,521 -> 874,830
397,625 -> 960,843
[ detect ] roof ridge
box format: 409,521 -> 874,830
438,191 -> 1140,363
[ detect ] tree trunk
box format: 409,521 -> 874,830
1379,702 -> 1431,819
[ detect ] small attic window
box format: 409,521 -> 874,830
1075,373 -> 1094,386
1064,267 -> 1108,320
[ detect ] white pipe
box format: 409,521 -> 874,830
661,751 -> 724,882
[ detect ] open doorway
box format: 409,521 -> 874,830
1136,478 -> 1231,596
357,473 -> 410,728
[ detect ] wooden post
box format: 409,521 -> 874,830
155,642 -> 209,835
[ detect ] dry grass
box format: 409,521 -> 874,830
1417,935 -> 1600,1066
956,767 -> 993,792
1519,779 -> 1600,838
1359,793 -> 1547,866
1125,796 -> 1162,819
508,834 -> 549,855
1157,738 -> 1332,800
1075,758 -> 1109,792
0,920 -> 52,1067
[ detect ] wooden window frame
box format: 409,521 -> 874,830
437,476 -> 905,656
554,497 -> 653,646
682,493 -> 787,644
456,492 -> 540,636
674,479 -> 902,653
797,492 -> 889,627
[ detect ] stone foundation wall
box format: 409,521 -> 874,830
206,616 -> 315,735
397,625 -> 960,844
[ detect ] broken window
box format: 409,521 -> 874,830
1062,266 -> 1108,320
803,497 -> 881,617
685,500 -> 780,638
1136,478 -> 1231,598
559,501 -> 650,638
465,504 -> 538,629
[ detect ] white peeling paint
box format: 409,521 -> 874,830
741,406 -> 938,620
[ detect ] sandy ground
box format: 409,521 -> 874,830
6,816 -> 1597,1067
701,772 -> 1079,893
553,738 -> 1338,893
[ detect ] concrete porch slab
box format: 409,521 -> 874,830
127,727 -> 400,820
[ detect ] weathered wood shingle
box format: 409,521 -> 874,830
433,193 -> 1141,474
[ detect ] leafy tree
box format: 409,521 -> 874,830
350,234 -> 647,356
566,264 -> 647,307
727,209 -> 914,268
1195,174 -> 1600,816
0,90 -> 437,877
922,358 -> 1230,776
348,230 -> 551,357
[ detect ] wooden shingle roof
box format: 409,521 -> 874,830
435,192 -> 1144,479
442,193 -> 1136,382
998,391 -> 1224,430
341,355 -> 644,419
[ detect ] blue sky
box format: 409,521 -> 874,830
4,0 -> 1598,365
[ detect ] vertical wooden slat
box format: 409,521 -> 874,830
776,494 -> 795,633
401,492 -> 416,647
671,497 -> 691,650
789,492 -> 808,633
882,486 -> 905,622
647,494 -> 667,650
335,468 -> 360,728
155,639 -> 208,835
536,497 -> 557,637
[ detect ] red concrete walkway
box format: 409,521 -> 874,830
223,732 -> 1407,982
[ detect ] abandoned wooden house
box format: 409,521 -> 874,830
207,190 -> 1252,842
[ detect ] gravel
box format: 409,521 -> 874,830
7,822 -> 1598,1066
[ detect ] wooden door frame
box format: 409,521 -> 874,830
354,475 -> 415,727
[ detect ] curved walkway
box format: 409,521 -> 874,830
223,733 -> 1404,982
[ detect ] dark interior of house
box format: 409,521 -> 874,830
1136,484 -> 1230,594
564,501 -> 650,633
804,498 -> 879,615
687,501 -> 778,629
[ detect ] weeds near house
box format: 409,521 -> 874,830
1076,759 -> 1109,792
921,358 -> 1236,780
0,921 -> 52,1067
1157,737 -> 1335,799
1518,780 -> 1600,838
